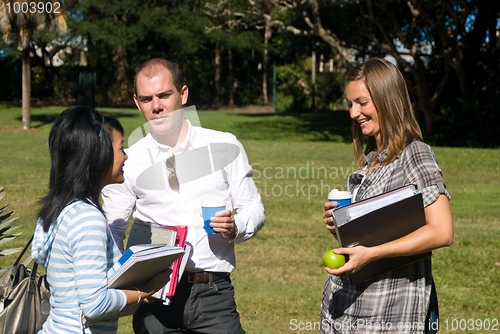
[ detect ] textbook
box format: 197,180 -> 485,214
83,244 -> 184,325
332,184 -> 431,285
108,244 -> 184,288
126,220 -> 189,304
126,222 -> 178,248
150,225 -> 188,303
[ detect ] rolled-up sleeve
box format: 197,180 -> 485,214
226,136 -> 265,244
403,141 -> 450,207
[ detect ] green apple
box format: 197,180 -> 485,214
322,249 -> 345,269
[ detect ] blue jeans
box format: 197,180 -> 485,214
133,274 -> 245,334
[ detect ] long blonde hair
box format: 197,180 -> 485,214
346,58 -> 423,168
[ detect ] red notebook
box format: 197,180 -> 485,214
126,221 -> 188,300
159,225 -> 188,297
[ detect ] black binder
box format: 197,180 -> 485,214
332,185 -> 431,285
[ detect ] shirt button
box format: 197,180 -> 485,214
361,186 -> 365,191
434,172 -> 439,176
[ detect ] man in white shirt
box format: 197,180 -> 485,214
102,58 -> 265,334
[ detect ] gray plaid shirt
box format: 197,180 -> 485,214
321,141 -> 450,334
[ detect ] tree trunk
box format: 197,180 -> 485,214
22,47 -> 31,130
215,40 -> 221,106
421,103 -> 434,136
454,60 -> 471,115
410,63 -> 435,135
262,22 -> 271,105
111,45 -> 130,104
311,50 -> 316,110
308,0 -> 352,75
228,49 -> 235,107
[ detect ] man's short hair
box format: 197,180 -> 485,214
134,58 -> 184,94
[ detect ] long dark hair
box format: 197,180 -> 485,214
38,106 -> 121,231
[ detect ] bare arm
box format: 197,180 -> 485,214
325,194 -> 453,275
121,269 -> 172,305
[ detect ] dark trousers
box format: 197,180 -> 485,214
133,274 -> 245,334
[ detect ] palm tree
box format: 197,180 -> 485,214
0,187 -> 22,274
0,0 -> 67,130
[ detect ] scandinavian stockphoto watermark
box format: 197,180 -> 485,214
290,318 -> 429,332
128,105 -> 243,192
252,162 -> 357,202
127,105 -> 355,197
289,318 -> 499,332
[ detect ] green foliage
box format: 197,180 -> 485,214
0,187 -> 22,274
67,0 -> 223,106
31,65 -> 50,95
275,62 -> 344,113
431,89 -> 500,148
51,65 -> 81,100
0,49 -> 22,99
0,0 -> 498,147
276,64 -> 309,112
314,71 -> 345,110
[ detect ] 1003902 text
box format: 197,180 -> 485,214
3,1 -> 62,14
441,318 -> 498,331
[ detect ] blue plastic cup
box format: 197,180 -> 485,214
328,190 -> 352,208
201,198 -> 226,234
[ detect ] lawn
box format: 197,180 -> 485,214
1,103 -> 499,333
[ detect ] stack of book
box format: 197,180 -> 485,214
126,220 -> 190,305
332,184 -> 431,285
83,244 -> 184,325
108,244 -> 185,288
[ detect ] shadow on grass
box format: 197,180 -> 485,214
13,109 -> 138,129
29,114 -> 59,128
230,110 -> 352,143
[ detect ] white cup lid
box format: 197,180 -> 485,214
200,197 -> 226,207
328,189 -> 352,200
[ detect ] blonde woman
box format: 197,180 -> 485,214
322,58 -> 453,334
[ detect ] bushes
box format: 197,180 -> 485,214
0,57 -> 22,100
431,88 -> 500,148
275,62 -> 344,113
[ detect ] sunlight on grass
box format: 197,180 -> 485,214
1,105 -> 499,333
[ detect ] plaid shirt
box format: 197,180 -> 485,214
321,141 -> 450,334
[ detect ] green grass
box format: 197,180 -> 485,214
1,103 -> 499,333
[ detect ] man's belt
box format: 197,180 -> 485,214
185,271 -> 229,283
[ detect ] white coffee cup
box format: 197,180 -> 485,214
328,189 -> 352,208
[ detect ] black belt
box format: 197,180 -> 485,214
184,271 -> 229,283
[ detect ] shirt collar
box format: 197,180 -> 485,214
364,147 -> 389,166
145,119 -> 195,159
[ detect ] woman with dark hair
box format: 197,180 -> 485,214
321,58 -> 454,333
32,106 -> 171,334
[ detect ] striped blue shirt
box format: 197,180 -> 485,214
32,200 -> 127,334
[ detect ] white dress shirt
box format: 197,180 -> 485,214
102,121 -> 265,273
